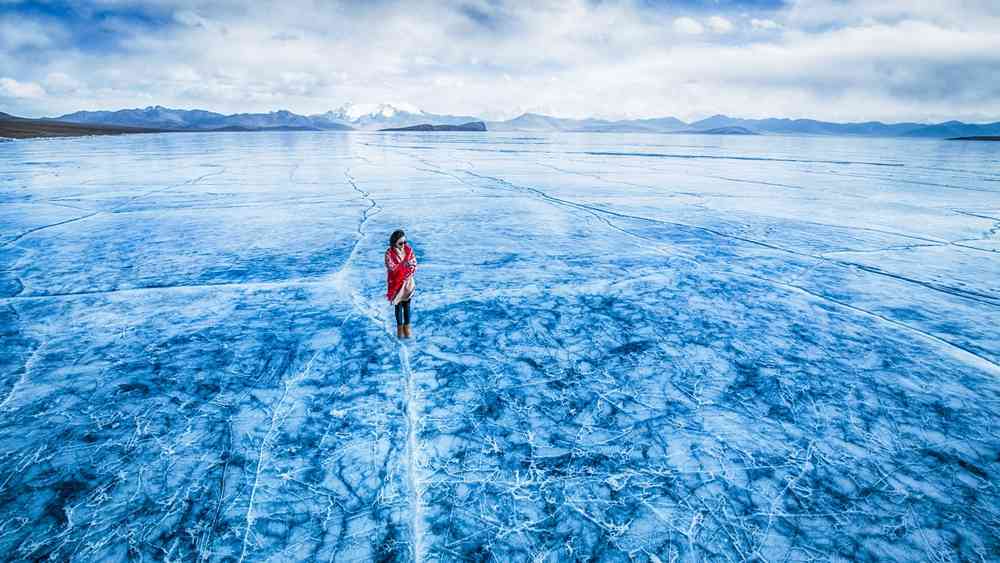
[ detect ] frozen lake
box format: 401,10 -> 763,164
1,131 -> 998,561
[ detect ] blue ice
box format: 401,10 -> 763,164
1,131 -> 998,561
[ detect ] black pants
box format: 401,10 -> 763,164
394,299 -> 411,326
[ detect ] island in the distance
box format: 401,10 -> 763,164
672,126 -> 759,135
379,121 -> 487,132
948,136 -> 1000,141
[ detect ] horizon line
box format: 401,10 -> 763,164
13,104 -> 1000,127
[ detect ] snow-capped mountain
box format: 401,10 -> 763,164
328,102 -> 424,121
311,102 -> 482,130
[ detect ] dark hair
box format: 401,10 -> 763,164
389,229 -> 406,248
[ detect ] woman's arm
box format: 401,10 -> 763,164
385,250 -> 400,272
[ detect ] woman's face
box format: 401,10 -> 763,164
395,237 -> 406,250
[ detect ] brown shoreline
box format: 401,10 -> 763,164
0,114 -> 167,139
947,136 -> 1000,141
0,114 -> 342,140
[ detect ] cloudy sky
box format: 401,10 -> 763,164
2,0 -> 999,123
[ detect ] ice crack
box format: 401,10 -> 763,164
238,351 -> 319,562
2,165 -> 227,248
333,168 -> 425,559
399,344 -> 425,562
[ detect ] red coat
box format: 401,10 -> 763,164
385,243 -> 417,302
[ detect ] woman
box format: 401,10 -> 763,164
385,229 -> 417,339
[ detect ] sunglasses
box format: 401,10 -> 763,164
396,240 -> 406,247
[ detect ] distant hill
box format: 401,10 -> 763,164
0,112 -> 167,139
686,115 -> 924,136
948,136 -> 1000,141
55,106 -> 353,131
488,113 -> 1000,137
58,106 -> 228,129
682,115 -> 1000,138
486,113 -> 688,133
485,112 -> 991,137
903,121 -> 1000,138
379,121 -> 487,132
630,117 -> 688,131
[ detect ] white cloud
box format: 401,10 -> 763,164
784,0 -> 1000,31
751,19 -> 781,30
1,0 -> 999,122
174,10 -> 204,27
673,17 -> 704,35
0,77 -> 45,98
707,16 -> 734,34
43,72 -> 81,94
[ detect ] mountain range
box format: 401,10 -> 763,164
25,103 -> 1000,138
0,111 -> 168,139
52,103 -> 483,132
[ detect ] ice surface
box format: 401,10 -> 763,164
1,131 -> 999,561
